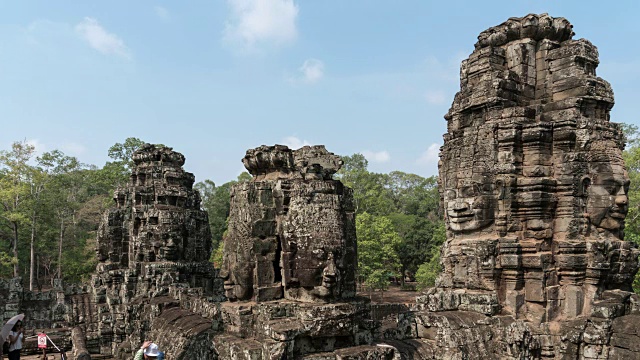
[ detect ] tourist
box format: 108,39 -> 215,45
134,341 -> 165,360
7,320 -> 23,360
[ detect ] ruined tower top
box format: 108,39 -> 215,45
132,143 -> 186,167
242,144 -> 343,181
97,144 -> 211,266
475,13 -> 574,49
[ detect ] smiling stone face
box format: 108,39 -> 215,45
159,235 -> 181,261
444,176 -> 495,233
584,142 -> 630,232
280,180 -> 356,302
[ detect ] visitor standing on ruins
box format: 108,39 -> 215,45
7,321 -> 23,360
134,341 -> 165,360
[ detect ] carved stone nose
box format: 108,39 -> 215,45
454,201 -> 468,211
615,195 -> 628,206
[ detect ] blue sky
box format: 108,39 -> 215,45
1,1 -> 639,185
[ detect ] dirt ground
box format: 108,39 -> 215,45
19,355 -> 65,360
20,353 -> 112,360
357,283 -> 421,304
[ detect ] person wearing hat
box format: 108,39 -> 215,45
134,341 -> 164,360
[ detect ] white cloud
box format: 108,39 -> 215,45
299,58 -> 324,84
60,142 -> 86,156
75,17 -> 131,58
362,150 -> 390,163
417,143 -> 441,165
154,6 -> 170,21
281,136 -> 311,149
425,90 -> 446,105
224,0 -> 299,50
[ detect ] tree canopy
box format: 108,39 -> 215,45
337,153 -> 444,291
0,143 -> 446,296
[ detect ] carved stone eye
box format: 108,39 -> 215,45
596,180 -> 623,196
459,185 -> 480,198
444,190 -> 457,201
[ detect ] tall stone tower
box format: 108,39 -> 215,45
221,145 -> 357,303
88,144 -> 220,357
215,145 -> 377,358
434,13 -> 639,322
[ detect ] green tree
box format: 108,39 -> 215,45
107,137 -> 147,167
415,222 -> 446,289
211,241 -> 224,268
337,154 -> 395,215
356,212 -> 402,295
387,172 -> 439,218
0,141 -> 35,277
337,153 -> 446,292
365,269 -> 392,300
195,172 -> 251,264
39,152 -> 84,282
622,124 -> 640,294
390,213 -> 443,285
103,137 -> 146,187
386,171 -> 441,285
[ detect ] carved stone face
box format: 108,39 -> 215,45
306,250 -> 341,299
444,179 -> 495,232
585,163 -> 630,231
161,236 -> 181,261
220,250 -> 253,301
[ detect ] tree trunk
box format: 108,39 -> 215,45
12,222 -> 19,277
72,210 -> 77,241
29,210 -> 36,291
36,255 -> 41,291
57,217 -> 65,279
401,265 -> 406,287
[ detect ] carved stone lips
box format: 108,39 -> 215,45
449,213 -> 474,222
610,211 -> 626,219
323,276 -> 336,286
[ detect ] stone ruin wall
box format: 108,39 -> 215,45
0,278 -> 82,356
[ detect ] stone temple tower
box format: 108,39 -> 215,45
87,144 -> 220,357
220,145 -> 357,303
433,13 -> 639,323
215,145 -> 378,358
